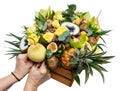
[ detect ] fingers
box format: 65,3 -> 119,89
39,62 -> 47,74
36,63 -> 41,68
16,54 -> 28,61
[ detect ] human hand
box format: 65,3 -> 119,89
26,62 -> 50,87
13,54 -> 33,80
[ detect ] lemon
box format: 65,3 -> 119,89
43,32 -> 54,43
47,42 -> 58,53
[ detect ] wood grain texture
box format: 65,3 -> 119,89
51,67 -> 74,87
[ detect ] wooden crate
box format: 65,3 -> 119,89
51,67 -> 74,87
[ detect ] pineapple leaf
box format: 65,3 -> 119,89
90,63 -> 105,82
89,66 -> 93,76
7,47 -> 21,52
5,41 -> 20,48
92,58 -> 110,64
6,33 -> 22,40
85,68 -> 90,84
5,47 -> 22,59
87,45 -> 98,56
97,65 -> 108,72
101,56 -> 114,61
90,51 -> 107,57
74,74 -> 80,86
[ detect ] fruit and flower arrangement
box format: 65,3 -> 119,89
5,4 -> 114,86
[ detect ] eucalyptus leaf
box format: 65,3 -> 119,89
42,23 -> 47,32
46,49 -> 53,58
58,31 -> 70,43
86,28 -> 93,36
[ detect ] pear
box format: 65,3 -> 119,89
27,43 -> 46,62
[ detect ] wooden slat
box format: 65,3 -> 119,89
51,67 -> 74,87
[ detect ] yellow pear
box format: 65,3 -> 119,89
27,43 -> 46,62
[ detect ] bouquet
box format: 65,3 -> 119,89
5,4 -> 114,86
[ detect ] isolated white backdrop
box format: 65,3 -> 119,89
0,0 -> 120,91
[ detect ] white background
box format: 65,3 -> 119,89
0,0 -> 120,91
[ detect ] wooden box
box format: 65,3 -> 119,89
51,67 -> 74,87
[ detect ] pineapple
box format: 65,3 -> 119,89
69,45 -> 114,85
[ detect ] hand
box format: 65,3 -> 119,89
13,54 -> 33,80
27,62 -> 50,87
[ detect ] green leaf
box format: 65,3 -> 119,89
46,49 -> 53,58
42,23 -> 47,31
97,43 -> 106,51
92,58 -> 110,64
83,12 -> 91,21
35,12 -> 46,25
74,74 -> 80,85
97,65 -> 108,72
85,68 -> 90,84
97,30 -> 111,36
90,51 -> 107,57
5,41 -> 20,48
90,63 -> 105,82
39,34 -> 48,47
62,4 -> 76,22
39,9 -> 47,17
101,56 -> 114,61
6,33 -> 22,40
68,4 -> 76,11
100,36 -> 106,44
85,58 -> 93,63
89,66 -> 93,76
86,28 -> 93,36
58,31 -> 70,43
46,6 -> 54,19
87,45 -> 98,56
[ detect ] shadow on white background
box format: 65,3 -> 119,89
0,0 -> 119,91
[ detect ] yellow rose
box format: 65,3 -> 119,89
52,20 -> 60,28
27,34 -> 39,44
43,32 -> 54,43
53,11 -> 63,21
73,17 -> 81,25
26,25 -> 36,35
54,26 -> 68,36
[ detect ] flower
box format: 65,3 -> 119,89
26,24 -> 36,35
52,20 -> 60,28
43,32 -> 54,43
54,26 -> 68,36
53,11 -> 63,21
27,34 -> 40,44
